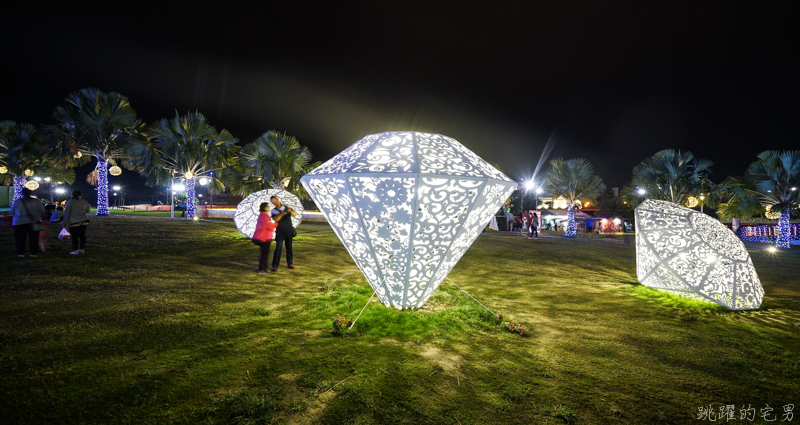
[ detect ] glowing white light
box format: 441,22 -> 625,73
613,218 -> 621,225
113,185 -> 121,191
199,177 -> 209,185
193,216 -> 199,221
524,180 -> 534,190
301,131 -> 516,310
172,184 -> 186,192
44,177 -> 51,182
536,187 -> 543,194
768,246 -> 777,253
33,177 -> 42,181
184,171 -> 194,179
56,188 -> 65,194
638,188 -> 647,195
234,188 -> 303,238
635,199 -> 764,310
765,205 -> 781,220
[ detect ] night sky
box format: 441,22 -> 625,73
3,3 -> 798,202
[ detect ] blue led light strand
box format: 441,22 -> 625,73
565,203 -> 577,237
96,161 -> 109,215
12,176 -> 25,203
186,177 -> 196,219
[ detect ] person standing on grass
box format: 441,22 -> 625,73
9,188 -> 45,258
63,190 -> 91,255
252,202 -> 279,274
528,213 -> 539,239
270,195 -> 298,272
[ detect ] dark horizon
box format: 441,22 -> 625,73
3,3 -> 798,204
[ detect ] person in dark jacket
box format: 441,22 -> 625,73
9,188 -> 45,257
269,195 -> 298,272
63,190 -> 92,255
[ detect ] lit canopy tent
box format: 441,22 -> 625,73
234,189 -> 303,238
301,131 -> 516,310
635,199 -> 764,310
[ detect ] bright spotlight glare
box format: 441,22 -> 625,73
524,180 -> 534,190
535,187 -> 543,194
113,185 -> 121,191
193,216 -> 199,221
56,188 -> 65,194
768,246 -> 777,253
199,177 -> 209,185
33,177 -> 42,181
637,188 -> 646,195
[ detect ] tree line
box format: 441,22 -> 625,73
0,88 -> 319,218
540,149 -> 799,248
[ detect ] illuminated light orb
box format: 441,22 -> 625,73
234,188 -> 303,238
184,171 -> 194,179
74,152 -> 83,159
764,205 -> 781,220
25,180 -> 40,190
109,165 -> 122,176
23,169 -> 34,177
0,166 -> 7,174
301,131 -> 517,310
686,196 -> 699,208
553,196 -> 569,209
635,199 -> 764,310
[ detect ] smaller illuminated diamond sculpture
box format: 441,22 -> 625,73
301,131 -> 517,309
635,199 -> 764,310
234,189 -> 304,238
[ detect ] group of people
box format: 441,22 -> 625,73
251,195 -> 297,273
10,189 -> 92,257
505,211 -> 540,239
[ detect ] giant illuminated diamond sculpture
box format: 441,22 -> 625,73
635,199 -> 764,310
301,131 -> 517,309
234,189 -> 303,238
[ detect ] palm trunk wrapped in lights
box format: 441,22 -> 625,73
565,202 -> 577,237
96,160 -> 109,215
186,177 -> 196,219
12,176 -> 26,203
777,210 -> 791,249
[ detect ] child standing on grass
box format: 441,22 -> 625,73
252,202 -> 279,274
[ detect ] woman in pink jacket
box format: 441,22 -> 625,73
252,202 -> 279,274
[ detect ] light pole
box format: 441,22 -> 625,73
113,186 -> 121,209
171,183 -> 185,219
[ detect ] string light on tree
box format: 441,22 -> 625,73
24,180 -> 39,190
109,165 -> 122,176
96,161 -> 110,215
686,196 -> 699,208
0,166 -> 7,174
23,169 -> 34,177
764,205 -> 781,220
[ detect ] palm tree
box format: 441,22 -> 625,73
545,158 -> 606,237
0,121 -> 44,203
127,112 -> 238,219
743,150 -> 800,249
49,88 -> 145,215
715,175 -> 765,222
230,130 -> 320,199
622,149 -> 718,209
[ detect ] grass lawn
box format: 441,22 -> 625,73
1,217 -> 798,424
